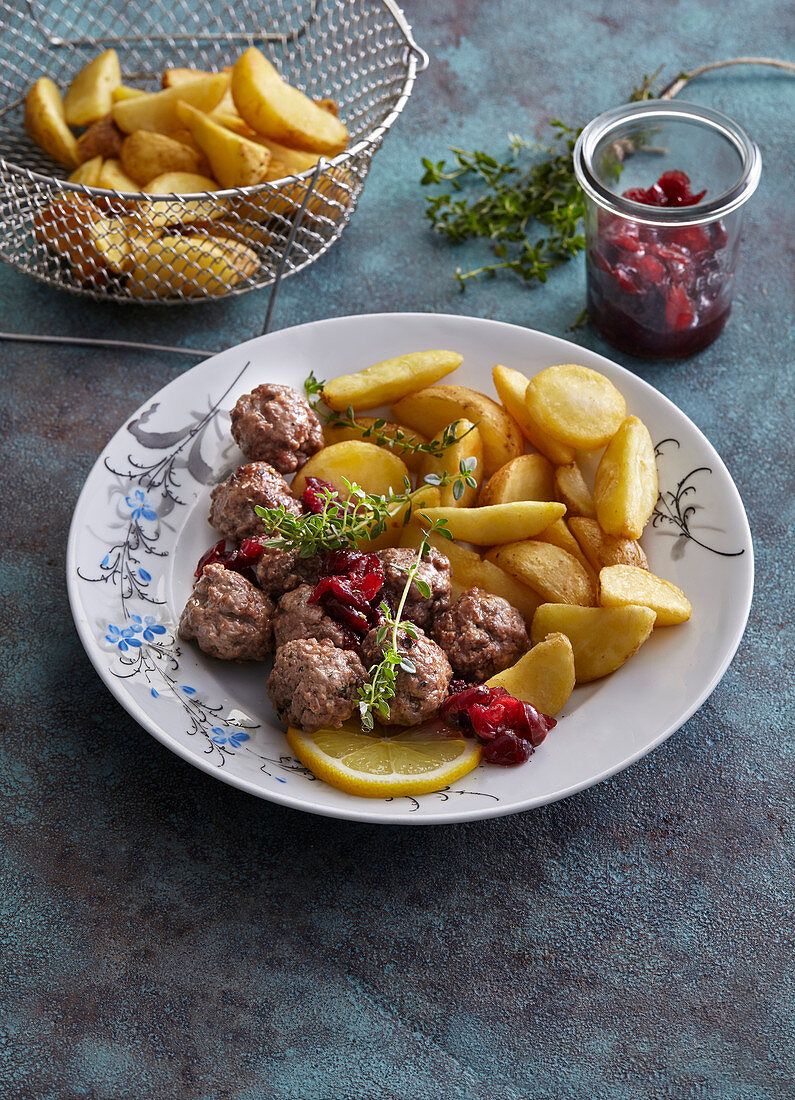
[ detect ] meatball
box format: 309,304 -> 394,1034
378,546 -> 452,630
267,638 -> 366,731
179,563 -> 274,661
273,584 -> 352,650
230,383 -> 324,474
432,587 -> 528,682
209,461 -> 300,542
360,625 -> 452,726
256,546 -> 321,599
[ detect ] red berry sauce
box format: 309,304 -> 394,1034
440,684 -> 556,766
194,537 -> 267,584
310,548 -> 385,641
588,170 -> 731,358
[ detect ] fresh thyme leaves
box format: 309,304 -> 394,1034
424,455 -> 479,501
420,120 -> 586,287
357,531 -> 440,731
303,371 -> 477,459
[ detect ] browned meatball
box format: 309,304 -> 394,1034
432,587 -> 528,682
209,461 -> 300,542
179,563 -> 274,661
230,383 -> 324,474
273,584 -> 352,650
360,625 -> 452,726
377,546 -> 451,630
256,546 -> 321,598
267,638 -> 366,731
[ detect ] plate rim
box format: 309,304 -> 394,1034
66,312 -> 754,824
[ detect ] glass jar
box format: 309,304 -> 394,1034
573,100 -> 761,358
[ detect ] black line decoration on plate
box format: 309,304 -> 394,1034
653,438 -> 745,558
386,786 -> 501,812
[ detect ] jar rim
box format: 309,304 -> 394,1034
573,99 -> 762,226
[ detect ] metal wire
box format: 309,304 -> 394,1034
0,0 -> 424,308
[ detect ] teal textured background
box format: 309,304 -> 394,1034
1,1 -> 793,1097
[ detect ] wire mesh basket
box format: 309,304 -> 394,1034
0,0 -> 427,307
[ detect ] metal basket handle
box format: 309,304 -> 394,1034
380,0 -> 429,71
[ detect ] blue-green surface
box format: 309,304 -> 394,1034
1,2 -> 793,1097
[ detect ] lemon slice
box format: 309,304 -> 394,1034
286,723 -> 482,798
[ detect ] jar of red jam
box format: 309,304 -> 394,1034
573,101 -> 761,358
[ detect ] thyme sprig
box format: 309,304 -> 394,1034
253,460 -> 476,556
357,526 -> 449,731
304,372 -> 476,460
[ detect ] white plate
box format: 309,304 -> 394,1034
67,313 -> 753,824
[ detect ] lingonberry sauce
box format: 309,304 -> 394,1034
439,684 -> 556,766
588,170 -> 731,358
194,537 -> 267,584
310,549 -> 385,639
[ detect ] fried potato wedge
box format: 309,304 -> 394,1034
492,364 -> 575,465
535,518 -> 595,577
568,516 -> 649,571
112,72 -> 228,134
231,47 -> 348,156
486,632 -> 575,716
554,461 -> 596,517
97,158 -> 141,191
323,418 -> 429,473
64,48 -> 121,127
594,416 -> 658,539
599,565 -> 691,626
488,540 -> 597,606
393,384 -> 523,477
358,486 -> 441,552
530,603 -> 656,682
290,440 -> 410,501
126,234 -> 257,297
90,215 -> 161,275
25,78 -> 80,168
69,155 -> 104,186
112,85 -> 146,103
525,364 -> 627,450
412,502 -> 565,545
33,195 -> 105,278
137,173 -> 222,226
399,528 -> 541,621
419,420 -> 483,508
121,130 -> 202,185
77,113 -> 125,162
478,453 -> 555,506
322,351 -> 462,413
176,101 -> 271,188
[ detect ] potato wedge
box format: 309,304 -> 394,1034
290,440 -> 410,501
554,461 -> 596,517
492,364 -> 575,465
486,632 -> 575,716
112,72 -> 228,135
126,234 -> 257,297
64,49 -> 121,127
488,541 -> 597,606
25,78 -> 79,168
231,47 -> 348,156
478,453 -> 555,506
97,158 -> 141,191
121,130 -> 202,185
33,195 -> 105,279
599,565 -> 691,626
398,528 -> 541,621
69,155 -> 104,187
525,364 -> 627,450
358,486 -> 441,552
392,384 -> 523,477
411,502 -> 565,545
419,420 -> 483,508
143,171 -> 219,193
175,101 -> 271,188
112,85 -> 145,103
77,114 -> 125,162
535,518 -> 595,577
530,603 -> 656,682
138,173 -> 222,227
90,215 -> 161,275
594,416 -> 658,539
568,516 -> 649,571
322,418 -> 428,474
323,351 -> 462,413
